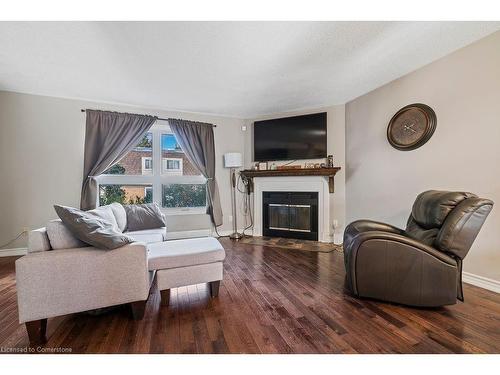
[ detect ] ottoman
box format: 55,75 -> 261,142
147,237 -> 225,305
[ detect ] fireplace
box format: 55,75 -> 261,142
262,191 -> 318,241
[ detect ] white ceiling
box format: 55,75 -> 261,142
0,22 -> 499,118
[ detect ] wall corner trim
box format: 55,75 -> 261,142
463,272 -> 500,294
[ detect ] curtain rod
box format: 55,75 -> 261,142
80,109 -> 216,127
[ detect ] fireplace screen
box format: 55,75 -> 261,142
268,204 -> 312,232
263,191 -> 318,240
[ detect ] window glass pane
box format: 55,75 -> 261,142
103,133 -> 153,175
161,134 -> 200,176
162,184 -> 206,208
99,184 -> 153,206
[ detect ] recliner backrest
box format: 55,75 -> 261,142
406,190 -> 493,259
435,197 -> 493,259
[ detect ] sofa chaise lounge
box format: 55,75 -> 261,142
16,203 -> 225,345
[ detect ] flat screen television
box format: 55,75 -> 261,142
253,112 -> 327,161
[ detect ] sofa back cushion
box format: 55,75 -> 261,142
46,219 -> 89,250
124,203 -> 166,232
28,227 -> 52,253
54,205 -> 134,250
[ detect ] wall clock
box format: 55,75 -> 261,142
387,103 -> 437,151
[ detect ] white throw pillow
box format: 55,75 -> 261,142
88,205 -> 119,231
107,202 -> 127,232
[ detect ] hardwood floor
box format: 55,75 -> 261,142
1,238 -> 499,354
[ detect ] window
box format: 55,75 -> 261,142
99,184 -> 153,206
97,122 -> 207,213
103,133 -> 153,176
142,157 -> 153,175
162,158 -> 183,175
162,183 -> 207,208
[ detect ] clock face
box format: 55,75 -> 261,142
387,104 -> 436,151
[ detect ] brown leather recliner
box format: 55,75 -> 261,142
343,191 -> 493,307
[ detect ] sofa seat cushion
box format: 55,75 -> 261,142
147,237 -> 225,271
126,227 -> 167,244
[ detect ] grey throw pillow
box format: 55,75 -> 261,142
54,205 -> 135,250
125,203 -> 166,232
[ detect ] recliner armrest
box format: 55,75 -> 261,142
350,231 -> 457,266
343,220 -> 405,249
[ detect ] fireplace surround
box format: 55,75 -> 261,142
250,176 -> 331,242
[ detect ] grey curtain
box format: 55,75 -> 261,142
80,110 -> 157,210
169,119 -> 223,227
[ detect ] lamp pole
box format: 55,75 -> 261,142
229,167 -> 243,240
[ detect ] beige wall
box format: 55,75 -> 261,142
0,91 -> 246,248
345,31 -> 500,281
244,105 -> 346,242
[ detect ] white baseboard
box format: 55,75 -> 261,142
212,228 -> 249,237
0,247 -> 28,257
463,272 -> 500,294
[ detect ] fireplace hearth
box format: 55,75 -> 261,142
263,191 -> 318,241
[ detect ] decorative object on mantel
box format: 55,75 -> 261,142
240,167 -> 341,194
387,103 -> 437,151
258,162 -> 268,171
327,155 -> 334,168
277,165 -> 302,170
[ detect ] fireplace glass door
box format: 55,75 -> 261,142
263,192 -> 318,240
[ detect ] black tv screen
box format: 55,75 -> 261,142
254,112 -> 327,161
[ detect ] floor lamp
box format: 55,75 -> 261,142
224,153 -> 243,240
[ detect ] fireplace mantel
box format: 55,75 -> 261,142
240,167 -> 341,193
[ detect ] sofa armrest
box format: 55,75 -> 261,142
16,242 -> 149,323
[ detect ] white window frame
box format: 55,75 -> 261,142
96,122 -> 207,215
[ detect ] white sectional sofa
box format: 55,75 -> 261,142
15,203 -> 225,346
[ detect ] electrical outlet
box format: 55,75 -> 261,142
332,220 -> 339,229
241,125 -> 247,131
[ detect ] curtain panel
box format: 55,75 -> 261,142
168,119 -> 223,227
80,110 -> 157,210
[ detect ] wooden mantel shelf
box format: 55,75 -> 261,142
240,167 -> 341,193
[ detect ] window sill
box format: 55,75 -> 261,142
162,209 -> 207,216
